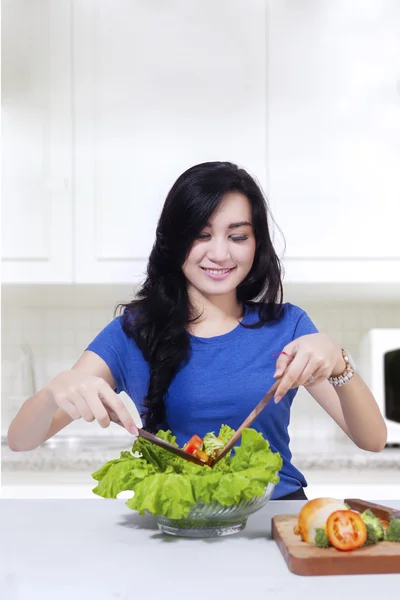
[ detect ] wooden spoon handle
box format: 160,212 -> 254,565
137,429 -> 205,466
344,498 -> 400,521
211,379 -> 281,466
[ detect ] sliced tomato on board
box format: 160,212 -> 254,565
184,435 -> 203,455
326,510 -> 367,551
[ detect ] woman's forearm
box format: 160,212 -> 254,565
7,387 -> 59,451
336,374 -> 387,452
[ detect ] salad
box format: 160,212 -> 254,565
91,425 -> 282,520
181,428 -> 232,464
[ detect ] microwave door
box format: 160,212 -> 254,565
384,348 -> 400,424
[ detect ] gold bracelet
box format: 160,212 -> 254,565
328,349 -> 355,387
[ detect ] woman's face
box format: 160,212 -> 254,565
182,192 -> 256,299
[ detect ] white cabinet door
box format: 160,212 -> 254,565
1,0 -> 73,283
268,1 -> 400,280
73,0 -> 268,284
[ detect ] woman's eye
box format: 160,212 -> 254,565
195,234 -> 249,241
231,236 -> 248,242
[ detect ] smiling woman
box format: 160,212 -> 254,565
7,161 -> 387,501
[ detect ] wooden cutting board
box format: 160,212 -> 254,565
272,498 -> 400,576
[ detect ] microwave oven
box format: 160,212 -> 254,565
359,329 -> 400,446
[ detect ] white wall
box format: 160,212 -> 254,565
2,0 -> 400,447
3,285 -> 400,441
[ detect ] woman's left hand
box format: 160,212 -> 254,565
273,333 -> 345,403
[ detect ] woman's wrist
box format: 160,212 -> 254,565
331,349 -> 347,377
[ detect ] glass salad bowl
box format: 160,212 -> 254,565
154,481 -> 276,537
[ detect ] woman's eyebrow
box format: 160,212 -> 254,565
227,221 -> 252,229
204,220 -> 252,229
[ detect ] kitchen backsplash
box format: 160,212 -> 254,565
2,286 -> 400,441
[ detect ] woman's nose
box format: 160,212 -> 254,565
207,238 -> 230,262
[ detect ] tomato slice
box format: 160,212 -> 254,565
184,435 -> 203,455
326,510 -> 367,551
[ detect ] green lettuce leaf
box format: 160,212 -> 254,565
190,470 -> 224,504
218,424 -> 235,444
230,428 -> 282,472
126,472 -> 196,519
91,451 -> 135,481
130,429 -> 183,472
208,472 -> 253,506
155,430 -> 178,446
92,456 -> 156,499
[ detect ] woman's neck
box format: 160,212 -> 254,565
187,286 -> 244,337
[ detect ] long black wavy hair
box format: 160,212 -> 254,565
117,161 -> 284,432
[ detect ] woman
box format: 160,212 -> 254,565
7,161 -> 387,500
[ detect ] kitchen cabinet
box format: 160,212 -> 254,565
268,1 -> 400,283
2,0 -> 268,285
3,1 -> 400,286
1,0 -> 73,283
72,0 -> 268,283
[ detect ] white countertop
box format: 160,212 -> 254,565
1,498 -> 399,598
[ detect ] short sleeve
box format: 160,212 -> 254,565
85,316 -> 128,392
288,303 -> 319,340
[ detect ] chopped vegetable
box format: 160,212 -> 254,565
361,509 -> 384,543
326,510 -> 367,551
364,522 -> 379,545
294,498 -> 348,544
314,528 -> 331,548
385,518 -> 400,542
184,434 -> 203,455
203,432 -> 225,456
194,449 -> 211,464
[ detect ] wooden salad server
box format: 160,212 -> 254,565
209,379 -> 281,467
120,392 -> 205,466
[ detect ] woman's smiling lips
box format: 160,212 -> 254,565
200,266 -> 236,280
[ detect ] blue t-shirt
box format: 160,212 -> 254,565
86,302 -> 318,499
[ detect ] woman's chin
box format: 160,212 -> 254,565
198,281 -> 239,297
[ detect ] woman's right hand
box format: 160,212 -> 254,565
45,370 -> 139,435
